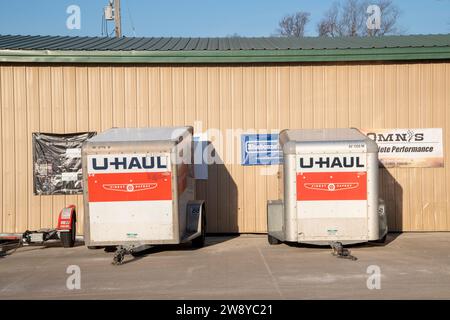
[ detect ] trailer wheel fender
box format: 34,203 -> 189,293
188,201 -> 206,248
57,205 -> 76,231
59,205 -> 77,248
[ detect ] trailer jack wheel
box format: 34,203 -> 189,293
330,242 -> 357,261
112,247 -> 126,265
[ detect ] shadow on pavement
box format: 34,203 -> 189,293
117,234 -> 239,257
83,235 -> 240,265
282,232 -> 402,250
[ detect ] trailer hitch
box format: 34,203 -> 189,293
330,242 -> 357,261
112,244 -> 152,265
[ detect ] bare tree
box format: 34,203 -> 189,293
277,11 -> 311,37
317,0 -> 401,37
317,2 -> 342,37
342,0 -> 366,36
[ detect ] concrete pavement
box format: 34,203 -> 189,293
1,233 -> 450,299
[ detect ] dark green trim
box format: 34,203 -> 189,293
1,46 -> 450,64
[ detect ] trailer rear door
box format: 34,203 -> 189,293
296,153 -> 369,241
86,153 -> 173,243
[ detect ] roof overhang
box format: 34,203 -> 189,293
1,46 -> 450,64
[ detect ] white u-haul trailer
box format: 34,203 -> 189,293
267,128 -> 387,249
82,126 -> 205,264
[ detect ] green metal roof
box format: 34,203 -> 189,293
0,34 -> 449,64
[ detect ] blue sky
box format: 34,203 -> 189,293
0,0 -> 449,37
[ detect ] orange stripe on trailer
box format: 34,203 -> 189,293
88,172 -> 172,202
297,171 -> 367,201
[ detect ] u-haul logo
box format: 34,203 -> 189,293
103,183 -> 158,193
300,156 -> 364,169
304,182 -> 359,192
297,154 -> 366,173
88,154 -> 170,173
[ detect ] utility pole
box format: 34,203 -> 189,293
114,0 -> 121,37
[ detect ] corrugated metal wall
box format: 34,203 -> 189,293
0,62 -> 449,234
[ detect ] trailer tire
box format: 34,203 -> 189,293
268,235 -> 281,245
192,207 -> 206,248
61,218 -> 76,248
371,234 -> 387,244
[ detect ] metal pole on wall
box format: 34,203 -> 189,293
114,0 -> 121,37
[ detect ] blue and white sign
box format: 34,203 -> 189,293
241,133 -> 283,166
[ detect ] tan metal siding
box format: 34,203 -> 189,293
2,66 -> 15,233
26,67 -> 41,231
0,62 -> 448,234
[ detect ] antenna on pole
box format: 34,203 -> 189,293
103,0 -> 121,37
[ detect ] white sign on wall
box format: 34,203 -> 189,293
193,133 -> 208,180
360,128 -> 444,168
